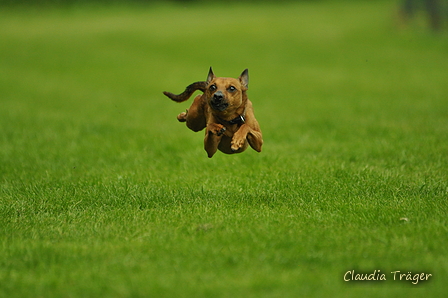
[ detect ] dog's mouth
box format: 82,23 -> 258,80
210,101 -> 229,111
210,91 -> 229,111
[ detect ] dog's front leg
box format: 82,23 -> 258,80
204,123 -> 226,158
246,129 -> 263,152
231,124 -> 263,152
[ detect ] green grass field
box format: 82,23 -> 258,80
1,1 -> 447,297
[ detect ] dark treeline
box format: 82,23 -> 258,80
399,0 -> 448,31
0,0 -> 297,6
2,0 -> 171,5
2,0 -> 446,31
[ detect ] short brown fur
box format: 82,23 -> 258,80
163,68 -> 263,158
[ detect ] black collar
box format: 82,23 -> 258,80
217,114 -> 245,125
228,114 -> 245,125
216,108 -> 246,125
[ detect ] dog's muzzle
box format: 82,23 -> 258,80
210,91 -> 229,111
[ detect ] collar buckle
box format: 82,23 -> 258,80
228,115 -> 245,125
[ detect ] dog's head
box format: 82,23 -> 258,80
205,67 -> 248,114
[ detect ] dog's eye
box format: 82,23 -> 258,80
209,84 -> 217,92
228,86 -> 236,92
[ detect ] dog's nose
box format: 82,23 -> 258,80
210,90 -> 229,111
213,91 -> 224,102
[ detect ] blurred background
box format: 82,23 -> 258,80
1,0 -> 447,164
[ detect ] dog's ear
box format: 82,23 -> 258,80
206,67 -> 215,84
239,69 -> 249,89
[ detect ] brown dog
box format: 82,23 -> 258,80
163,68 -> 263,158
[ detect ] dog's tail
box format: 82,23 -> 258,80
163,81 -> 207,102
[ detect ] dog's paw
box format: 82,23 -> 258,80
208,123 -> 226,136
177,111 -> 187,122
231,136 -> 246,151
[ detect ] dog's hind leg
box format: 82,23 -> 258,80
177,110 -> 187,122
179,94 -> 206,132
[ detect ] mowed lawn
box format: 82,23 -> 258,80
1,1 -> 447,297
